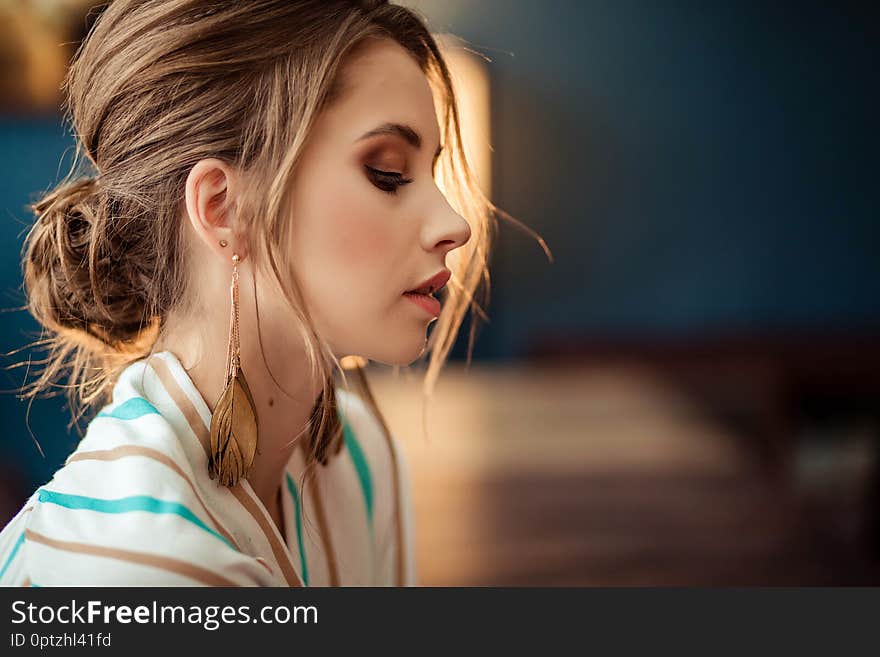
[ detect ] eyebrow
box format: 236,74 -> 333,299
356,122 -> 444,166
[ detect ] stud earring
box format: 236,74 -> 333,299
219,239 -> 228,248
208,253 -> 258,487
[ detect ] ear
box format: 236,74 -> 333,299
184,158 -> 249,261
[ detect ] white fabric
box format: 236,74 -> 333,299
0,351 -> 416,587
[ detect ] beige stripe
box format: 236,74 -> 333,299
67,446 -> 242,554
21,577 -> 31,587
308,474 -> 340,586
230,485 -> 302,587
148,355 -> 303,588
24,529 -> 238,586
149,356 -> 210,453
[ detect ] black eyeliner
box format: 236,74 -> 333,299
364,164 -> 414,195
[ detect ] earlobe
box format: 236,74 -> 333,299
216,236 -> 249,261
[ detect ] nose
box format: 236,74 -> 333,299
422,188 -> 472,255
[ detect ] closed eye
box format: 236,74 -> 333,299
364,164 -> 414,195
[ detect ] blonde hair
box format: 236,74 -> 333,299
15,0 -> 549,470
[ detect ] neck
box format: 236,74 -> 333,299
156,283 -> 324,520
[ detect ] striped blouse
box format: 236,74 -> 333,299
0,350 -> 417,586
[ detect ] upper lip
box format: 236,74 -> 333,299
404,269 -> 451,295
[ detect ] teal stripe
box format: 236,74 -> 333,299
0,532 -> 25,579
284,473 -> 309,586
96,397 -> 160,420
36,488 -> 235,551
342,418 -> 373,527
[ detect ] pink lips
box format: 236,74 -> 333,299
405,269 -> 451,296
403,291 -> 442,317
403,268 -> 451,318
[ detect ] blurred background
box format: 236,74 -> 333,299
1,0 -> 879,584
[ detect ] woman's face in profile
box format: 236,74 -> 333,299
285,38 -> 472,365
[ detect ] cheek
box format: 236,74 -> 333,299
293,183 -> 398,309
330,198 -> 392,268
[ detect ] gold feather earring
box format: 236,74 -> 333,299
209,252 -> 259,487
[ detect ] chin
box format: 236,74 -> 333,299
363,333 -> 429,367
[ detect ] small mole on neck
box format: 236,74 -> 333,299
268,397 -> 274,407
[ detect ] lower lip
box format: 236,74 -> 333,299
403,292 -> 441,317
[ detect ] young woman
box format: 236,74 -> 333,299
0,0 -> 506,586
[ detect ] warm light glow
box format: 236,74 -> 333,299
339,355 -> 368,370
433,34 -> 493,198
0,0 -> 96,113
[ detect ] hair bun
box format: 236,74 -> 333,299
34,176 -> 99,233
24,175 -> 151,355
31,177 -> 102,298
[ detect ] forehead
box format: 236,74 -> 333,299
316,38 -> 441,148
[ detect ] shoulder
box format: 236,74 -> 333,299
6,461 -> 268,585
0,420 -> 264,586
0,491 -> 39,585
45,384 -> 200,521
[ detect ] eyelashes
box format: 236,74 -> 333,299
364,164 -> 414,196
